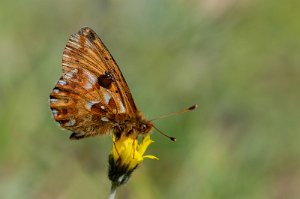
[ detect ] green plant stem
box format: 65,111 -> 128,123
108,184 -> 117,199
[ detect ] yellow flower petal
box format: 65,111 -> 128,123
137,135 -> 154,155
143,155 -> 159,160
108,133 -> 159,187
111,134 -> 157,169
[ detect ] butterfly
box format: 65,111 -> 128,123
49,27 -> 154,140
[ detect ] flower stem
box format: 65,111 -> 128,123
108,184 -> 117,199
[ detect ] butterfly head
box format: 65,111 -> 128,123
138,120 -> 153,135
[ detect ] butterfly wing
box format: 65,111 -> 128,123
49,27 -> 137,139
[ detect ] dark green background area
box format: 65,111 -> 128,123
0,0 -> 299,198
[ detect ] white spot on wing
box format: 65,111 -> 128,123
84,82 -> 93,90
65,119 -> 76,126
51,109 -> 58,117
58,80 -> 66,85
63,54 -> 71,59
104,92 -> 111,104
86,100 -> 100,110
115,98 -> 126,113
100,105 -> 105,110
64,72 -> 72,79
53,88 -> 60,93
84,70 -> 97,90
49,98 -> 58,103
64,69 -> 78,80
101,117 -> 109,122
119,102 -> 126,113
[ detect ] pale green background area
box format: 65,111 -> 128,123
0,0 -> 300,199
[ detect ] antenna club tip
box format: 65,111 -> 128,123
188,104 -> 198,110
170,137 -> 177,142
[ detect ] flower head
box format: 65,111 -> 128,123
108,133 -> 158,188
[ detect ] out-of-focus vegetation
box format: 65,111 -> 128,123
0,0 -> 299,198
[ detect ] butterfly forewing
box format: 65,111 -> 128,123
50,27 -> 137,139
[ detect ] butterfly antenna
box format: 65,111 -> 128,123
153,125 -> 177,142
150,104 -> 198,121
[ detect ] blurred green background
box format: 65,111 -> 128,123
1,0 -> 300,198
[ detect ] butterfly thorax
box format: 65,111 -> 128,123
113,111 -> 153,139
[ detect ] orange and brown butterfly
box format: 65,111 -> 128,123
49,27 -> 197,141
49,27 -> 156,140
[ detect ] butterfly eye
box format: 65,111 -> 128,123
141,124 -> 147,130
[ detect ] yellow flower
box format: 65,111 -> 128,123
108,134 -> 158,187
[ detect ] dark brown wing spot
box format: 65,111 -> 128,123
98,71 -> 114,89
90,103 -> 108,114
86,31 -> 96,41
79,27 -> 96,42
61,108 -> 68,114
